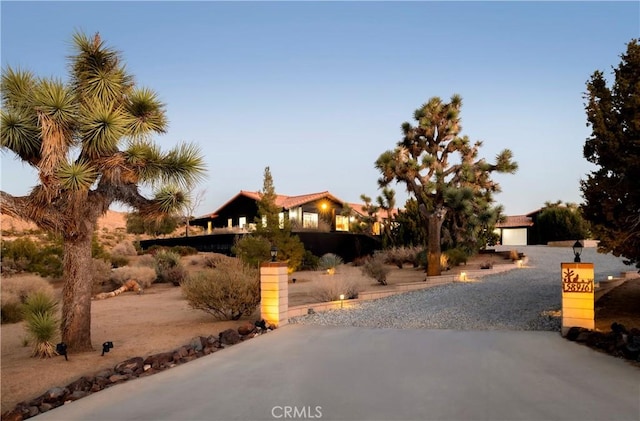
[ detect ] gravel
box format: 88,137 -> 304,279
289,246 -> 634,331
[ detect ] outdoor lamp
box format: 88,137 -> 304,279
339,294 -> 345,308
572,240 -> 583,263
56,342 -> 68,361
270,246 -> 278,262
101,341 -> 114,356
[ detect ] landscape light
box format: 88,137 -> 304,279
572,240 -> 583,263
56,342 -> 68,361
101,341 -> 114,356
270,246 -> 278,262
460,272 -> 467,281
608,275 -> 613,281
339,294 -> 345,308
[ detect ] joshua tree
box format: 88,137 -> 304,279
0,32 -> 205,352
376,95 -> 517,276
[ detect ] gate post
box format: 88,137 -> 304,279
561,262 -> 595,336
260,262 -> 288,327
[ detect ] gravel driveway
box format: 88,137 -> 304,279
290,246 -> 633,331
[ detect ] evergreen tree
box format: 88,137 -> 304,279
581,39 -> 640,269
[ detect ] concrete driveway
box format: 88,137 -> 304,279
35,325 -> 639,421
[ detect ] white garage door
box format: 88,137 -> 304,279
502,228 -> 528,246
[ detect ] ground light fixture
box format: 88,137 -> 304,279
572,240 -> 583,262
270,246 -> 278,262
56,342 -> 68,361
101,341 -> 114,356
460,272 -> 467,281
339,294 -> 345,308
608,275 -> 614,281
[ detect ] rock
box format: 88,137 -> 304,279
95,369 -> 113,379
611,322 -> 628,334
206,335 -> 221,348
108,374 -> 129,383
39,403 -> 53,413
1,408 -> 23,421
575,331 -> 591,343
565,326 -> 587,341
144,351 -> 174,369
190,337 -> 205,352
65,376 -> 93,392
43,387 -> 68,403
175,346 -> 189,359
181,355 -> 198,363
90,383 -> 104,393
138,368 -> 158,378
143,364 -> 152,371
238,323 -> 255,336
255,319 -> 268,329
307,308 -> 316,315
219,328 -> 241,345
268,324 -> 277,330
66,391 -> 90,401
114,357 -> 144,375
27,406 -> 39,417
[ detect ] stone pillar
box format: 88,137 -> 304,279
561,262 -> 595,335
260,262 -> 288,328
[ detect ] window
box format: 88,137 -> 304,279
335,215 -> 349,231
239,216 -> 247,229
279,212 -> 284,229
227,218 -> 232,229
303,212 -> 318,229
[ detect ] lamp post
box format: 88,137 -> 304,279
270,246 -> 278,262
572,240 -> 583,263
339,294 -> 345,309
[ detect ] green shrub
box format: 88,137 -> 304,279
318,253 -> 343,274
299,250 -> 320,271
171,246 -> 198,256
92,233 -> 110,260
110,266 -> 157,289
23,291 -> 59,358
154,250 -> 186,285
1,295 -> 23,324
444,248 -> 468,267
181,259 -> 259,320
360,253 -> 389,285
232,235 -> 271,268
1,238 -> 63,278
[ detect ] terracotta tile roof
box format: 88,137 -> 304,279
495,215 -> 534,228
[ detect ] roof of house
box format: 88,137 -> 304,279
495,215 -> 534,228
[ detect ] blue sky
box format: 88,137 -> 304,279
1,1 -> 638,217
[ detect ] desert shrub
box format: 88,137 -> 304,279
23,291 -> 59,358
1,293 -> 23,324
299,250 -> 320,271
91,233 -> 110,261
203,253 -> 234,269
154,250 -> 186,285
1,275 -> 55,315
109,254 -> 130,268
110,266 -> 157,289
440,253 -> 450,271
232,235 -> 271,268
361,253 -> 390,285
181,259 -> 259,320
91,258 -> 114,294
171,245 -> 198,256
133,240 -> 143,255
444,247 -> 468,267
275,234 -> 306,273
318,253 -> 343,274
135,254 -> 156,268
145,245 -> 168,255
383,246 -> 422,269
509,249 -> 520,261
311,276 -> 361,302
111,241 -> 138,256
1,238 -> 63,278
351,255 -> 369,267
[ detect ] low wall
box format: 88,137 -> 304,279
547,240 -> 599,247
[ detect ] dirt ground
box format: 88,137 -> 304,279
2,253 -> 638,414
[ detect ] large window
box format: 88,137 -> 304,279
239,216 -> 247,229
303,212 -> 318,229
335,215 -> 349,232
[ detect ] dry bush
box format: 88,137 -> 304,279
383,246 -> 422,268
111,241 -> 138,256
202,253 -> 235,269
110,266 -> 157,289
509,249 -> 520,261
1,275 -> 55,324
91,258 -> 114,294
361,253 -> 390,285
311,276 -> 362,302
181,259 -> 259,320
134,254 -> 156,268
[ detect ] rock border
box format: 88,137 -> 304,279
1,320 -> 274,421
564,323 -> 640,366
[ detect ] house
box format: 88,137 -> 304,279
190,190 -> 391,235
494,215 -> 535,246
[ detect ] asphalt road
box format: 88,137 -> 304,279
35,325 -> 640,421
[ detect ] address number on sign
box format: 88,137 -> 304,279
562,281 -> 593,293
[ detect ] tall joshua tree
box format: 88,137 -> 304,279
0,32 -> 205,352
376,95 -> 517,276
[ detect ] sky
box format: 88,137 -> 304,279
1,1 -> 639,218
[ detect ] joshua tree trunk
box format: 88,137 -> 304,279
426,206 -> 447,277
61,227 -> 94,352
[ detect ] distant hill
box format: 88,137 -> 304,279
1,210 -> 128,236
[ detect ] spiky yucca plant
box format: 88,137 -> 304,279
23,292 -> 59,358
1,32 -> 206,352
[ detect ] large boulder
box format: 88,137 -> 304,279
219,328 -> 241,345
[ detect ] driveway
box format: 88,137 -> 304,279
35,325 -> 639,421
